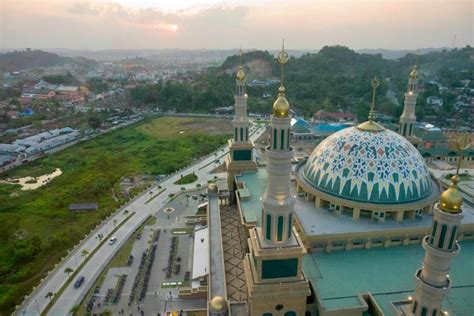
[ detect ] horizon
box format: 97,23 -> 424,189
1,0 -> 472,50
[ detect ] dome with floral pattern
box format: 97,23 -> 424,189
301,126 -> 433,204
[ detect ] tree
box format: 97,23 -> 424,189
113,219 -> 117,227
81,249 -> 89,259
180,187 -> 185,193
45,292 -> 54,301
70,305 -> 80,316
64,267 -> 74,276
88,116 -> 101,129
196,183 -> 201,189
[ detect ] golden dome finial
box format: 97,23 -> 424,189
439,132 -> 470,214
210,296 -> 228,313
357,76 -> 384,131
236,47 -> 245,81
272,39 -> 290,118
410,65 -> 418,80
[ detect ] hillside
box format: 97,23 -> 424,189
0,49 -> 92,72
220,50 -> 276,78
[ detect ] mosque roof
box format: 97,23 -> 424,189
300,126 -> 433,204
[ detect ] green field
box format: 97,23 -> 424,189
173,172 -> 198,185
0,116 -> 230,313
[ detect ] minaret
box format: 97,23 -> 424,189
226,49 -> 257,201
409,134 -> 470,316
399,66 -> 418,139
243,40 -> 310,315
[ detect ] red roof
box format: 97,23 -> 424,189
314,110 -> 355,120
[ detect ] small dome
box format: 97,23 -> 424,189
236,66 -> 245,81
208,182 -> 218,193
439,175 -> 463,213
272,86 -> 289,117
410,66 -> 418,79
301,126 -> 433,204
210,296 -> 228,313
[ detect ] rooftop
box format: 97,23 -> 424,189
236,167 -> 474,236
302,240 -> 474,314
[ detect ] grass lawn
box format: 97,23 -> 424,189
0,116 -> 230,314
173,173 -> 198,185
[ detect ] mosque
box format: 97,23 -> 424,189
204,43 -> 473,316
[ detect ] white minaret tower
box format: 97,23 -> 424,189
409,134 -> 470,316
226,49 -> 257,200
243,40 -> 310,316
399,66 -> 418,139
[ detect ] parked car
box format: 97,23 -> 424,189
109,237 -> 117,245
74,276 -> 85,288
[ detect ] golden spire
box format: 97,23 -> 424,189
272,39 -> 290,118
236,47 -> 245,81
357,76 -> 384,131
439,133 -> 470,213
410,48 -> 419,79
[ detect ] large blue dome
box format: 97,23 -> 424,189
301,126 -> 433,204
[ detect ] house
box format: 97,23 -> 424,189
21,88 -> 56,101
426,96 -> 443,108
69,203 -> 99,212
314,110 -> 355,122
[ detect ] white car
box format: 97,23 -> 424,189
108,237 -> 117,245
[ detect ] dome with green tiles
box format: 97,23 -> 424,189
301,126 -> 433,204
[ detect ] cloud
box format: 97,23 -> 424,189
0,0 -> 471,50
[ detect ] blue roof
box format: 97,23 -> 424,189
311,123 -> 351,135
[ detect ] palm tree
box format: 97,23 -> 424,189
123,209 -> 129,216
64,267 -> 74,276
70,304 -> 80,315
196,183 -> 201,189
45,292 -> 54,301
81,249 -> 89,259
180,187 -> 185,193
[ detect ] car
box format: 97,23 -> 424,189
74,276 -> 85,288
108,237 -> 117,245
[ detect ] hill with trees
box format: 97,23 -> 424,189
0,49 -> 96,72
129,45 -> 473,123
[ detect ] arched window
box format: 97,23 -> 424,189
280,129 -> 285,150
448,225 -> 457,250
284,312 -> 296,316
266,214 -> 272,240
287,213 -> 292,239
234,127 -> 238,141
277,216 -> 284,241
240,127 -> 244,142
432,310 -> 437,316
431,220 -> 438,239
421,307 -> 427,316
273,129 -> 277,150
438,224 -> 447,248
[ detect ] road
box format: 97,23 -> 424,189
19,123 -> 265,316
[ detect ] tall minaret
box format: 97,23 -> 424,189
243,40 -> 310,315
399,66 -> 418,139
226,49 -> 257,201
409,134 -> 470,316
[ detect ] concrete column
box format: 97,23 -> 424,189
365,239 -> 372,249
384,239 -> 391,248
396,210 -> 404,222
353,208 -> 361,220
345,240 -> 352,251
315,197 -> 323,208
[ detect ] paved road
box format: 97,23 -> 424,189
19,123 -> 265,316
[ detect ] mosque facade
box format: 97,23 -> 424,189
214,44 -> 473,316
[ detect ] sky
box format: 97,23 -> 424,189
0,0 -> 472,50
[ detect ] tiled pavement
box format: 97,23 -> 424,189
221,206 -> 247,302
